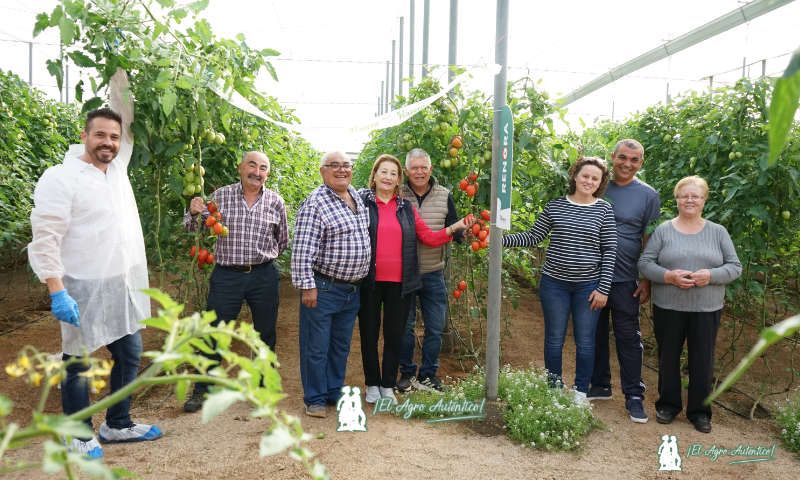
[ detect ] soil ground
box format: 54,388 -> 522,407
1,267 -> 798,479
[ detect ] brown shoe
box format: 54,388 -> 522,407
305,404 -> 326,418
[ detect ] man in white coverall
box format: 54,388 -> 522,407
28,69 -> 162,459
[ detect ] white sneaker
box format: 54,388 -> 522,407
67,436 -> 103,459
365,385 -> 381,403
573,390 -> 590,407
98,422 -> 163,443
379,387 -> 398,405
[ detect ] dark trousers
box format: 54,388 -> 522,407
195,261 -> 280,393
358,281 -> 409,388
591,281 -> 646,398
652,305 -> 721,421
62,330 -> 142,434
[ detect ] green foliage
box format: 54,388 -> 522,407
398,365 -> 602,451
33,0 -> 321,304
1,290 -> 329,480
775,388 -> 800,455
0,69 -> 81,258
769,47 -> 800,166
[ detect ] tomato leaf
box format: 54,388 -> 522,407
161,89 -> 178,117
58,15 -> 75,45
768,47 -> 800,167
81,96 -> 103,114
68,51 -> 96,68
33,12 -> 50,37
259,425 -> 295,457
46,59 -> 63,91
201,390 -> 245,424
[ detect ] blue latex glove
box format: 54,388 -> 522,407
50,290 -> 81,327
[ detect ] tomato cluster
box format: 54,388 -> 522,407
441,135 -> 463,169
470,210 -> 491,252
189,245 -> 214,269
453,280 -> 467,299
459,172 -> 479,197
204,201 -> 229,237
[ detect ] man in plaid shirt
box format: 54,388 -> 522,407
291,151 -> 371,418
182,151 -> 288,412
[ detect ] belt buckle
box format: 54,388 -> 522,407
243,264 -> 253,274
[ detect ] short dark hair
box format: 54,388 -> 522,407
567,156 -> 610,198
85,108 -> 122,131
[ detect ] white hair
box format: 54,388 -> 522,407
405,148 -> 430,169
320,151 -> 349,167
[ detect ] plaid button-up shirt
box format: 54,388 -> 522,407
291,184 -> 371,289
183,182 -> 288,266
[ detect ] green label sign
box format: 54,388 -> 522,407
496,105 -> 513,230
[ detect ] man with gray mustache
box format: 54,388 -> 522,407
182,150 -> 289,412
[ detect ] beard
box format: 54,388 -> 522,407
90,146 -> 117,164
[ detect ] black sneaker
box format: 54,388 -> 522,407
625,396 -> 648,423
656,408 -> 677,424
396,372 -> 415,392
691,414 -> 712,433
183,388 -> 206,413
416,375 -> 445,393
586,385 -> 612,400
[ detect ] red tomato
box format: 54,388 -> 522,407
206,253 -> 215,264
471,241 -> 480,252
469,173 -> 478,181
207,201 -> 218,214
466,184 -> 476,197
479,239 -> 488,249
198,249 -> 209,263
453,289 -> 462,299
459,179 -> 468,191
478,230 -> 488,241
213,223 -> 223,235
458,280 -> 467,291
212,211 -> 222,221
190,245 -> 197,257
480,210 -> 491,221
205,216 -> 216,227
471,224 -> 481,235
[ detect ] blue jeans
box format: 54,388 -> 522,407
62,330 -> 142,433
399,270 -> 447,379
538,274 -> 601,393
299,274 -> 360,406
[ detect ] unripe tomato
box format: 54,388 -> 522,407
449,147 -> 459,158
221,226 -> 229,236
453,289 -> 461,299
782,210 -> 791,220
205,216 -> 216,227
471,241 -> 480,252
458,280 -> 467,291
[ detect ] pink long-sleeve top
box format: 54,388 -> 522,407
375,194 -> 451,282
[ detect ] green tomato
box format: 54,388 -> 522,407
663,134 -> 671,142
782,210 -> 791,220
728,152 -> 736,160
483,151 -> 492,161
184,171 -> 196,183
441,159 -> 451,168
735,152 -> 742,158
216,133 -> 225,144
182,186 -> 194,196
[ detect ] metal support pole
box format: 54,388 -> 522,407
448,0 -> 458,83
665,82 -> 670,104
380,80 -> 385,115
409,0 -> 415,87
761,59 -> 766,77
741,57 -> 746,78
708,75 -> 714,91
391,40 -> 396,110
399,17 -> 405,98
28,42 -> 33,85
486,0 -> 508,402
385,61 -> 390,112
422,0 -> 430,78
65,63 -> 70,104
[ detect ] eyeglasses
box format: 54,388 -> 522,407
323,162 -> 353,171
676,195 -> 704,201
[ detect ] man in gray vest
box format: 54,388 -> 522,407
397,148 -> 464,392
589,139 -> 661,424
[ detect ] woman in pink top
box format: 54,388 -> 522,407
358,154 -> 473,404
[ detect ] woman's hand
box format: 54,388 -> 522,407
588,290 -> 607,311
664,269 -> 695,289
450,213 -> 476,234
689,269 -> 711,287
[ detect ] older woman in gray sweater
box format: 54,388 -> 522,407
638,176 -> 741,434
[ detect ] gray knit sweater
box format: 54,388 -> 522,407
638,220 -> 742,312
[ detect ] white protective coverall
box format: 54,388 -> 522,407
28,69 -> 150,355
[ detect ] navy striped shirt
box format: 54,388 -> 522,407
291,184 -> 371,289
503,196 -> 617,294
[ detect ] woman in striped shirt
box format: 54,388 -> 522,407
503,157 -> 617,402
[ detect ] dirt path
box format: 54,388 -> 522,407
1,272 -> 797,479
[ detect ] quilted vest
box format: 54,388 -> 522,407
401,181 -> 450,273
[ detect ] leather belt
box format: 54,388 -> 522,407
220,259 -> 272,273
313,270 -> 362,286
